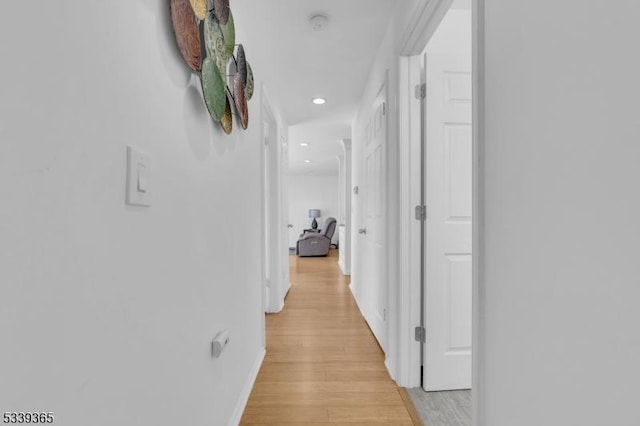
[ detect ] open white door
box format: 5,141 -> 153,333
422,51 -> 472,391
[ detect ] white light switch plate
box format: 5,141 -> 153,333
126,146 -> 151,206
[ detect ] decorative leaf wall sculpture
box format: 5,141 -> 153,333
170,0 -> 202,72
202,57 -> 227,121
204,14 -> 230,84
236,44 -> 247,88
213,0 -> 231,26
233,74 -> 249,130
246,62 -> 254,100
221,95 -> 233,135
221,12 -> 236,57
170,0 -> 252,134
189,0 -> 207,20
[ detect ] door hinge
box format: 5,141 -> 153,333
415,326 -> 426,343
414,83 -> 426,100
415,205 -> 426,221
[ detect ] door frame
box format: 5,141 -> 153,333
396,1 -> 482,423
261,88 -> 289,314
471,1 -> 484,422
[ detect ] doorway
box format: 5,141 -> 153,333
420,4 -> 473,392
262,95 -> 290,315
404,0 -> 473,422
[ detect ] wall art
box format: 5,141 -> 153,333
170,0 -> 252,134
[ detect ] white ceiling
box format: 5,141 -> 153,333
288,119 -> 350,175
233,0 -> 399,175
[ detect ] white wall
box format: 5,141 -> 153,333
0,2 -> 276,425
287,175 -> 339,248
478,1 -> 640,425
426,9 -> 471,55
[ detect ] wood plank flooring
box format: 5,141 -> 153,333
241,250 -> 419,425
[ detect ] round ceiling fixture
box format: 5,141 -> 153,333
309,14 -> 329,31
312,97 -> 326,105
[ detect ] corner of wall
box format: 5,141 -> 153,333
226,347 -> 266,426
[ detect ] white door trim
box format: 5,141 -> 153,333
400,0 -> 454,56
395,0 -> 458,389
395,55 -> 423,388
261,88 -> 287,314
395,4 -> 482,425
472,1 -> 485,424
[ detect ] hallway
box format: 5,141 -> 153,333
241,250 -> 418,424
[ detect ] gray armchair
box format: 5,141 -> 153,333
296,217 -> 337,257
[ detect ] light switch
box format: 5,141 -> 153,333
126,146 -> 151,206
137,163 -> 148,192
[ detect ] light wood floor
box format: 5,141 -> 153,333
240,250 -> 420,425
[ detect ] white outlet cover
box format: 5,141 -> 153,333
126,146 -> 151,207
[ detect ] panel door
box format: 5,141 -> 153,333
423,53 -> 473,391
361,82 -> 388,351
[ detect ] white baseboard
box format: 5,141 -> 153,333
384,357 -> 396,384
267,299 -> 285,314
266,283 -> 292,313
227,347 -> 266,426
265,280 -> 292,314
349,282 -> 397,384
338,259 -> 351,275
348,281 -> 359,312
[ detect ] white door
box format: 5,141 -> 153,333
280,135 -> 291,289
360,82 -> 388,351
263,106 -> 284,313
423,52 -> 472,391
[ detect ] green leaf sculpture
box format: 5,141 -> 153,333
221,11 -> 235,57
204,14 -> 230,84
201,57 -> 227,121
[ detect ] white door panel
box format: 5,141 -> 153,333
423,53 -> 472,391
358,81 -> 388,352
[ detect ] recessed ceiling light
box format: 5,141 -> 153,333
312,98 -> 326,105
304,160 -> 312,163
300,143 -> 309,147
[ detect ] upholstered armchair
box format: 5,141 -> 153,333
296,217 -> 337,257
